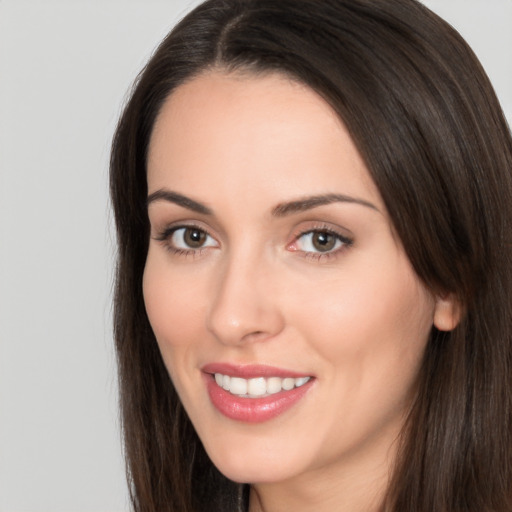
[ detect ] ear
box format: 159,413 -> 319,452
433,293 -> 461,331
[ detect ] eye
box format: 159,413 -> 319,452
169,227 -> 217,250
291,228 -> 353,257
297,231 -> 342,252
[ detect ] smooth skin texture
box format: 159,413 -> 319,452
143,71 -> 458,512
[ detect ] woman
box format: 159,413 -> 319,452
110,0 -> 512,510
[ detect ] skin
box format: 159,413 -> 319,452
143,71 -> 457,512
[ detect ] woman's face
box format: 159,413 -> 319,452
143,71 -> 438,486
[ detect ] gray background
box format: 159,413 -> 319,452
0,1 -> 510,510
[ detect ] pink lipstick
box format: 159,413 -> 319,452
202,363 -> 314,423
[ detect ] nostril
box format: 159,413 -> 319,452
241,331 -> 267,343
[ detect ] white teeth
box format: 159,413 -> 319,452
266,377 -> 282,394
229,377 -> 248,395
213,373 -> 311,397
295,377 -> 310,387
282,377 -> 295,391
247,377 -> 267,396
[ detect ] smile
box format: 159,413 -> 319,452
214,373 -> 311,397
202,364 -> 314,423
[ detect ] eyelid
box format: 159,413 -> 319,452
152,219 -> 214,240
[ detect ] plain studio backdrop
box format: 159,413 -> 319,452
0,1 -> 510,511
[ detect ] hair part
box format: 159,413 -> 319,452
110,1 -> 512,510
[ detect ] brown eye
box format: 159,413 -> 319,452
183,228 -> 207,248
169,227 -> 217,250
311,231 -> 337,252
294,229 -> 351,255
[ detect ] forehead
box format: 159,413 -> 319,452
147,70 -> 383,211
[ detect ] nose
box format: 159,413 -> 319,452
206,252 -> 285,346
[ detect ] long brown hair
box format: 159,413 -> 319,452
110,1 -> 512,510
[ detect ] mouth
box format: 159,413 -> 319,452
202,363 -> 314,423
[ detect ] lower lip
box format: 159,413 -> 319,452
204,374 -> 313,423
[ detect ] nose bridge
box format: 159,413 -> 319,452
206,243 -> 284,345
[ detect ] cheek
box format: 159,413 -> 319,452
142,252 -> 213,410
286,254 -> 434,371
287,258 -> 434,439
142,251 -> 206,350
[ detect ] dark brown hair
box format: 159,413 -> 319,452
110,1 -> 512,510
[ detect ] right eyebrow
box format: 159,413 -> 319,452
146,189 -> 212,215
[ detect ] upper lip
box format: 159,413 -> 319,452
202,362 -> 312,379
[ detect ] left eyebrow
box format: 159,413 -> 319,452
271,193 -> 379,217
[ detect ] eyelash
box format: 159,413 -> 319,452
290,225 -> 353,262
154,224 -> 353,261
154,224 -> 217,258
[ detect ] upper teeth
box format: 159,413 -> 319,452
214,373 -> 311,397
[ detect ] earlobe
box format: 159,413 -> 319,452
433,294 -> 461,331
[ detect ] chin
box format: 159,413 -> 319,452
212,456 -> 299,485
198,429 -> 314,484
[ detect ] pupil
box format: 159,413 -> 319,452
185,228 -> 205,248
313,232 -> 335,252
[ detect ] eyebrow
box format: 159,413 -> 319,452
271,193 -> 379,216
147,189 -> 379,216
147,189 -> 212,215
